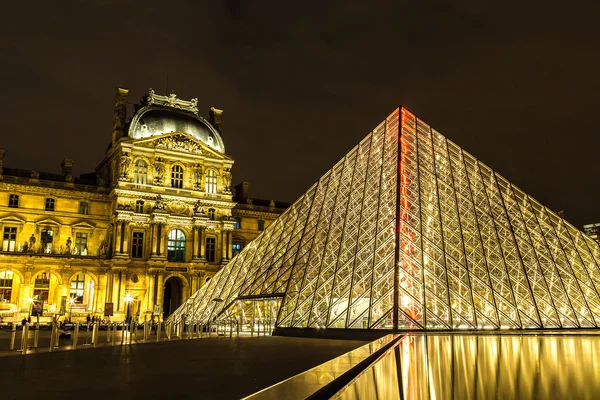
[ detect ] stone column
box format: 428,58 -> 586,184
95,271 -> 107,313
147,271 -> 155,312
112,271 -> 120,311
199,228 -> 206,260
151,223 -> 157,256
115,221 -> 122,254
122,222 -> 130,255
156,223 -> 163,256
156,273 -> 165,320
192,227 -> 198,259
226,231 -> 232,260
118,270 -> 127,312
221,231 -> 227,261
106,270 -> 113,303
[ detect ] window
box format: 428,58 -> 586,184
41,229 -> 53,253
258,220 -> 265,231
2,227 -> 16,252
34,273 -> 50,304
208,208 -> 216,220
205,237 -> 216,262
205,169 -> 217,194
8,194 -> 19,208
75,232 -> 88,255
45,198 -> 55,211
0,271 -> 13,302
171,165 -> 184,188
70,274 -> 85,303
135,200 -> 145,214
132,231 -> 144,258
232,243 -> 242,257
233,217 -> 241,229
134,159 -> 148,184
79,201 -> 89,215
168,229 -> 185,262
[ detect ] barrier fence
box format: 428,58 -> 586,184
0,318 -> 261,356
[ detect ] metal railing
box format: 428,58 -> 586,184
0,317 -> 249,356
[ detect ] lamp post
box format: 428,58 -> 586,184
124,292 -> 134,323
68,297 -> 75,324
27,297 -> 34,320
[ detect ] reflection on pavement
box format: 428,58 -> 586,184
338,334 -> 600,400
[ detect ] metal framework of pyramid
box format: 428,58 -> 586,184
170,107 -> 600,330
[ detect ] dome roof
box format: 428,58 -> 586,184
128,106 -> 225,153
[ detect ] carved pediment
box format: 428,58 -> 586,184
0,214 -> 26,225
135,132 -> 228,159
167,199 -> 192,216
35,217 -> 62,227
71,220 -> 96,230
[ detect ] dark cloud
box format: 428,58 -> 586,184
1,1 -> 599,227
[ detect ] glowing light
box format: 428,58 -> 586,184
124,293 -> 134,304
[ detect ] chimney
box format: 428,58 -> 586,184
209,107 -> 223,133
61,158 -> 73,177
112,87 -> 129,145
234,181 -> 249,200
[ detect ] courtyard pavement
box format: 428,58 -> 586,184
0,335 -> 367,399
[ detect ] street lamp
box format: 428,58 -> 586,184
68,297 -> 75,324
124,292 -> 134,323
27,297 -> 34,320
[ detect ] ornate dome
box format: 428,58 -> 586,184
128,106 -> 225,153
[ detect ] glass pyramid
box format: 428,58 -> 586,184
171,107 -> 600,330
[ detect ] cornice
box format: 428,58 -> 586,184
0,182 -> 110,201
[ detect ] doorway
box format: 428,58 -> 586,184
163,277 -> 183,319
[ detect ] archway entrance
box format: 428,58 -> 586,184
163,277 -> 183,320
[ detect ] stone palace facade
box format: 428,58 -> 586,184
0,88 -> 288,323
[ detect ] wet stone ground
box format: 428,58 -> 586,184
0,335 -> 367,400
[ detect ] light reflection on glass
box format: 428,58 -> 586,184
338,334 -> 600,400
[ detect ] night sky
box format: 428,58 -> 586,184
2,1 -> 599,228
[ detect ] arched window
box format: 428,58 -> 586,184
70,274 -> 85,303
134,159 -> 148,184
70,273 -> 94,308
171,165 -> 184,188
168,229 -> 185,262
208,208 -> 216,220
135,200 -> 144,214
205,169 -> 217,194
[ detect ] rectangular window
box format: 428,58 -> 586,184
0,270 -> 13,302
8,194 -> 19,208
79,201 -> 89,215
233,217 -> 241,229
258,220 -> 265,231
232,243 -> 242,256
75,232 -> 88,255
34,274 -> 50,304
205,237 -> 216,262
135,201 -> 144,214
45,198 -> 55,211
41,229 -> 53,253
132,231 -> 144,258
2,227 -> 17,252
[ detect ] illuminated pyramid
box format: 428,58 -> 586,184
171,108 -> 600,330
